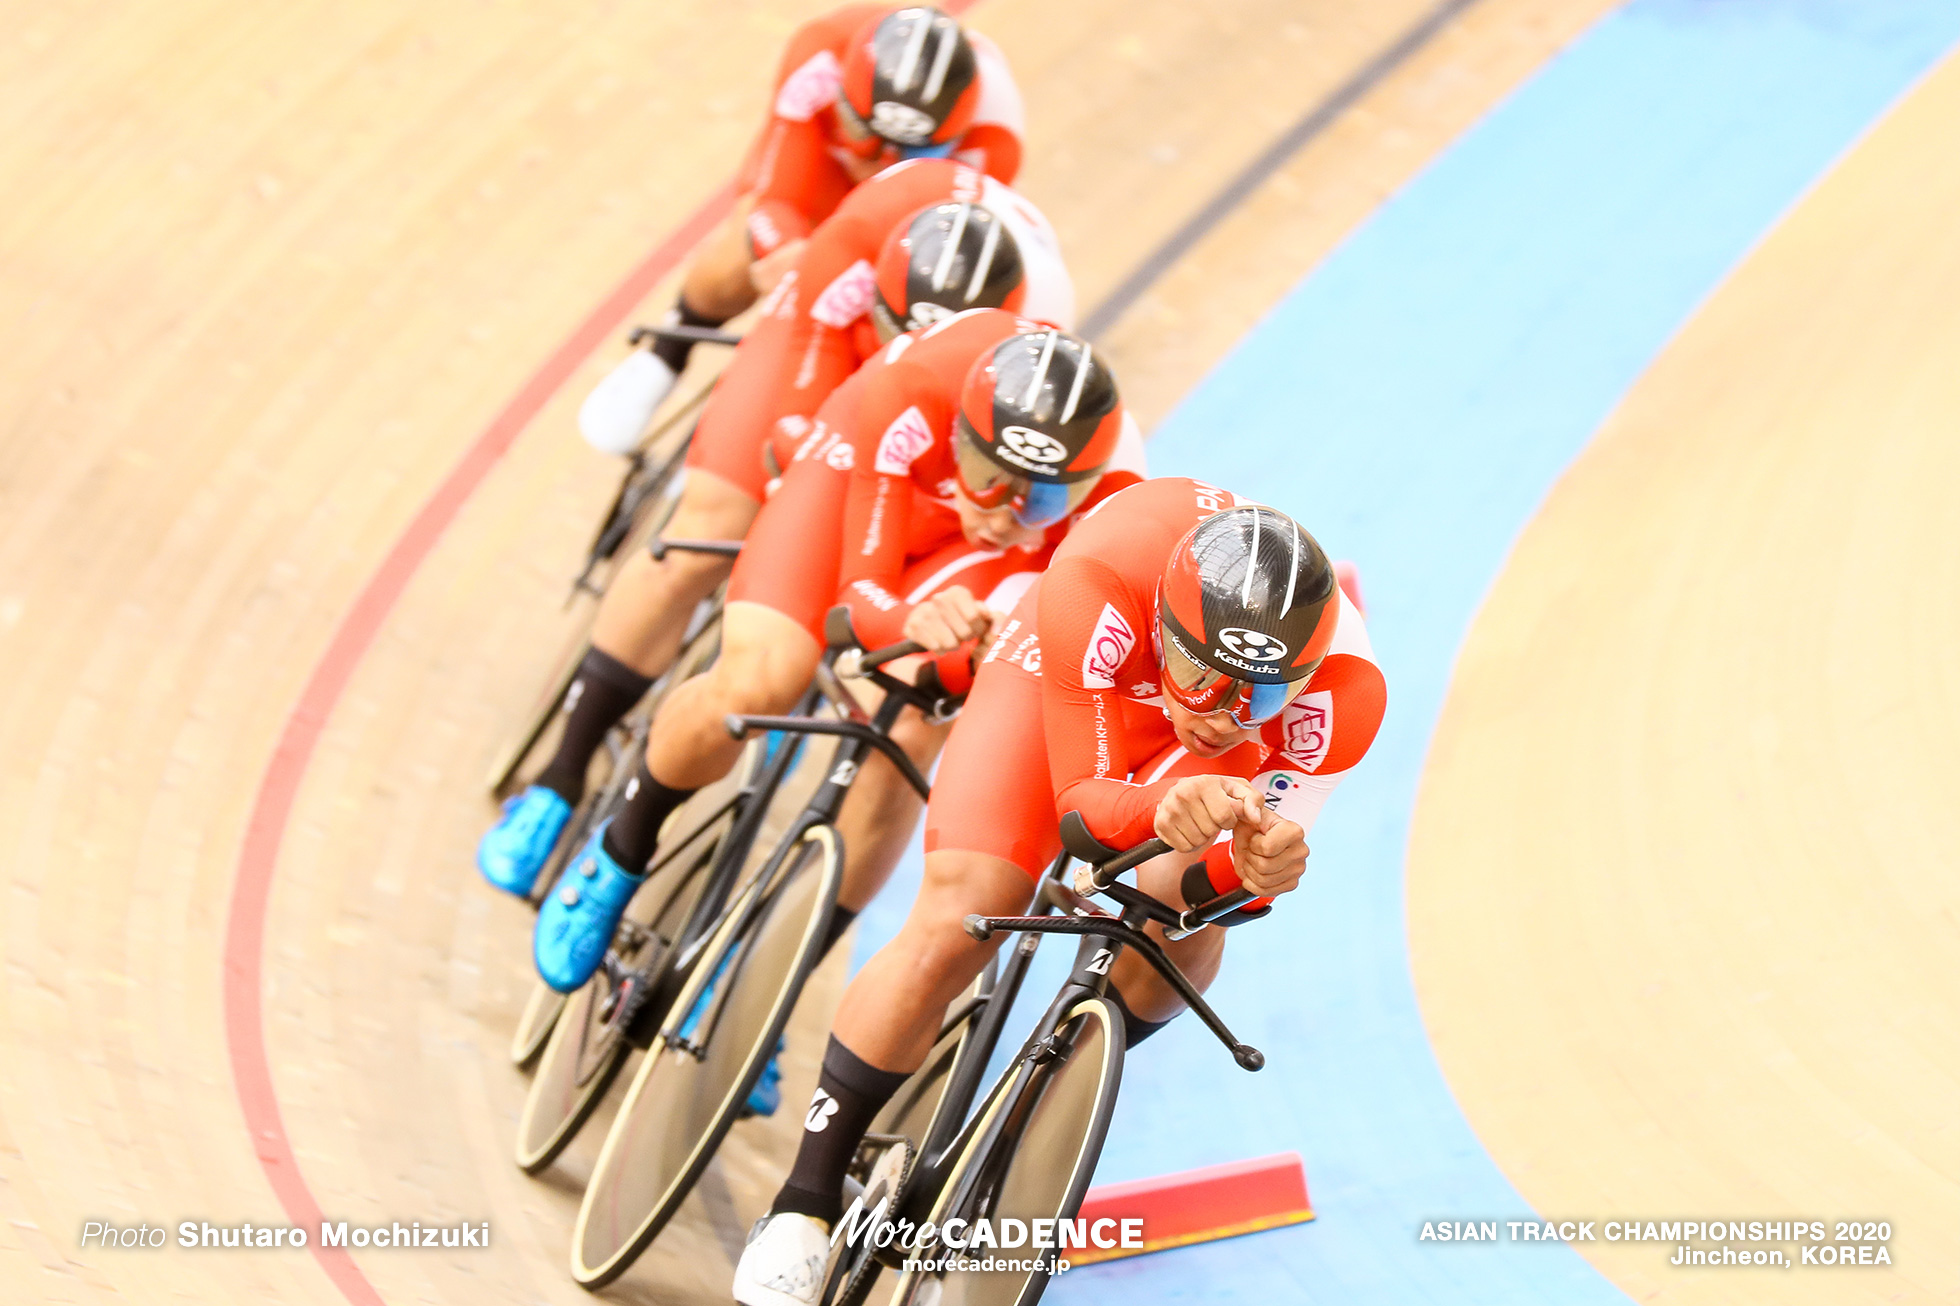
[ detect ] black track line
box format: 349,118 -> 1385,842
1080,0 -> 1487,340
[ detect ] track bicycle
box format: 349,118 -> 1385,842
512,648 -> 835,1163
825,819 -> 1265,1306
567,614 -> 962,1289
504,539 -> 740,1068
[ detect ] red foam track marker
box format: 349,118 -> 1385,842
1068,1152 -> 1314,1265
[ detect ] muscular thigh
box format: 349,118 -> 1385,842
723,446 -> 851,641
924,655 -> 1059,879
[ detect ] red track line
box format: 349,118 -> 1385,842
221,183 -> 733,1306
221,10 -> 985,1301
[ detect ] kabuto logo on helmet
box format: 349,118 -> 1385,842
871,101 -> 936,144
1218,627 -> 1289,663
907,300 -> 953,329
997,424 -> 1069,468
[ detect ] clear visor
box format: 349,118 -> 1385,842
1159,624 -> 1313,728
951,417 -> 1096,528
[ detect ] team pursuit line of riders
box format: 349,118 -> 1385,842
468,7 -> 1387,1304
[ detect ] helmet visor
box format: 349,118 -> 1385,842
1159,624 -> 1313,728
952,416 -> 1096,528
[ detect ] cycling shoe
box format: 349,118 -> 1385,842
579,348 -> 675,455
476,786 -> 572,897
533,821 -> 645,993
743,1037 -> 786,1119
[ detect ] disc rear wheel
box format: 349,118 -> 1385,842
885,997 -> 1122,1306
570,824 -> 845,1288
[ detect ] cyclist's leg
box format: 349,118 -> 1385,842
757,655 -> 1059,1225
503,464 -> 753,803
588,470 -> 758,675
824,553 -> 1038,931
831,707 -> 948,919
600,600 -> 820,874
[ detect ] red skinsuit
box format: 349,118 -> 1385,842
687,159 -> 1068,502
925,477 -> 1388,897
735,4 -> 1024,258
725,308 -> 1141,652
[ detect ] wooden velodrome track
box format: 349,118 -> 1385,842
1410,44 -> 1960,1305
1,2 -> 1627,1303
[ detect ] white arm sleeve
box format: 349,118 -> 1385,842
980,176 -> 1075,330
966,32 -> 1026,136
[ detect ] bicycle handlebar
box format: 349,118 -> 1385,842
647,538 -> 742,562
1058,815 -> 1261,936
834,639 -> 924,680
627,323 -> 743,350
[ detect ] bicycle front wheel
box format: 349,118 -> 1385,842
884,996 -> 1123,1306
569,824 -> 844,1289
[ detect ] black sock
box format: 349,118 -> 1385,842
1107,984 -> 1174,1050
533,648 -> 655,805
599,759 -> 696,875
820,906 -> 859,960
650,296 -> 725,375
771,1036 -> 911,1225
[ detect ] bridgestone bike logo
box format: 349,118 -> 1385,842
830,758 -> 860,787
1217,627 -> 1288,663
1086,949 -> 1113,975
998,424 -> 1069,467
804,1090 -> 840,1132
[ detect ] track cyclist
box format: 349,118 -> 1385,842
731,477 -> 1387,1304
530,314 -> 1140,1005
477,165 -> 1070,897
529,313 -> 1136,1115
579,6 -> 1026,454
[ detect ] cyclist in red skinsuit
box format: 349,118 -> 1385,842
578,8 -> 1028,462
581,315 -> 1141,978
690,157 -> 1071,504
737,7 -> 1024,266
930,476 -> 1385,888
730,308 -> 1144,645
478,195 -> 1052,903
532,320 -> 1136,1075
732,479 -> 1386,1288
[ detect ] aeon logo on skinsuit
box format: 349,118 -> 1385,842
1217,627 -> 1288,663
1079,603 -> 1135,689
997,424 -> 1069,469
1280,692 -> 1334,771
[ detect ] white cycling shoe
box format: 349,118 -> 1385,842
578,348 -> 676,455
732,1212 -> 830,1306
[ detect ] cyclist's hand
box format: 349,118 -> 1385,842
1153,775 -> 1263,854
1231,816 -> 1308,897
902,586 -> 996,653
749,238 -> 806,295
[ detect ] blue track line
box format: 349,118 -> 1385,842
854,2 -> 1960,1301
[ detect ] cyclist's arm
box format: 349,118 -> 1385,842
833,366 -> 940,649
739,18 -> 863,256
1039,556 -> 1169,847
956,33 -> 1025,185
1186,646 -> 1388,899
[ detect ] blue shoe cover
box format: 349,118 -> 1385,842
477,786 -> 573,896
533,821 -> 644,992
744,1037 -> 786,1118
